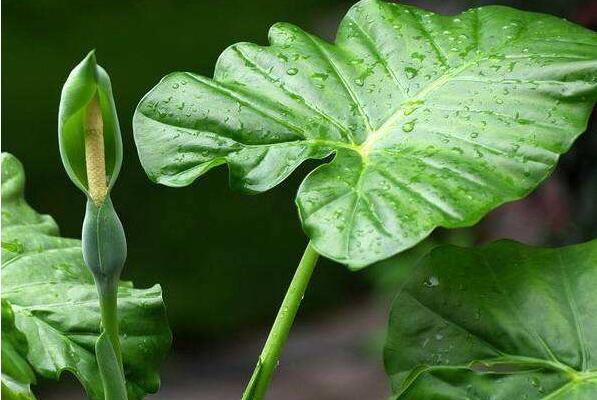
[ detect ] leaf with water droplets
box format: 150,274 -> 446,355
385,240 -> 597,399
133,0 -> 597,268
0,153 -> 172,399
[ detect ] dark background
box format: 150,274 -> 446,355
3,1 -> 596,398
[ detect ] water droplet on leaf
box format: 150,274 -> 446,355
424,275 -> 439,287
402,120 -> 416,132
405,67 -> 418,79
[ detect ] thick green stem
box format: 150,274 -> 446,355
97,282 -> 123,370
242,241 -> 320,400
95,281 -> 128,400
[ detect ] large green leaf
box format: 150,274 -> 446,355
0,153 -> 172,399
384,240 -> 597,399
133,0 -> 597,268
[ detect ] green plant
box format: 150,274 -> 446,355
1,48 -> 172,400
59,51 -> 132,399
1,153 -> 171,399
384,239 -> 597,398
132,0 -> 597,398
2,1 -> 596,399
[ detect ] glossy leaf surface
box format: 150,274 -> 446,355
134,0 -> 597,268
0,153 -> 171,399
384,240 -> 597,399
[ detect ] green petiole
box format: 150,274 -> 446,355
242,242 -> 320,400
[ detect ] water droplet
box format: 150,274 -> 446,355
311,72 -> 328,81
286,67 -> 298,75
2,239 -> 24,254
451,146 -> 464,155
411,52 -> 425,62
403,99 -> 424,116
405,67 -> 418,79
424,275 -> 439,287
402,120 -> 416,132
354,78 -> 364,86
475,309 -> 481,320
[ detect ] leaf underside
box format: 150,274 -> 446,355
384,240 -> 597,399
0,153 -> 172,400
134,0 -> 597,268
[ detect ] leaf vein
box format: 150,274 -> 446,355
232,46 -> 355,143
345,15 -> 408,98
300,31 -> 374,135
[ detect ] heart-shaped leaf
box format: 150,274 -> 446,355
0,153 -> 172,400
133,0 -> 597,268
384,240 -> 597,399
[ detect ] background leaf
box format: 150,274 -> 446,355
384,239 -> 597,399
134,0 -> 597,268
0,153 -> 172,400
1,300 -> 36,400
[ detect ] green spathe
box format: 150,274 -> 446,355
58,50 -> 123,195
133,0 -> 597,268
384,240 -> 597,399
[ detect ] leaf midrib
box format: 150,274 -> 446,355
345,10 -> 530,159
359,56 -> 479,157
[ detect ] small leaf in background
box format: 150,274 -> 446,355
133,0 -> 597,268
384,239 -> 597,399
1,300 -> 36,400
0,153 -> 172,400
